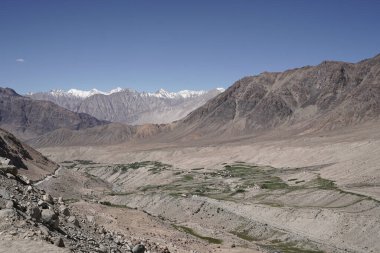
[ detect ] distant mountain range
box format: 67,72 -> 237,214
28,53 -> 380,147
27,87 -> 224,124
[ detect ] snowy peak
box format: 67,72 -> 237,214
48,87 -> 125,98
67,88 -> 104,98
147,89 -> 213,99
30,87 -> 224,100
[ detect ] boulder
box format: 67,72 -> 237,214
28,206 -> 41,221
19,175 -> 31,185
86,215 -> 95,223
41,209 -> 59,228
42,194 -> 54,204
54,237 -> 65,247
68,216 -> 80,227
132,244 -> 146,253
5,200 -> 14,209
0,157 -> 11,165
38,200 -> 49,209
6,173 -> 15,179
59,205 -> 70,216
26,185 -> 33,193
0,165 -> 17,176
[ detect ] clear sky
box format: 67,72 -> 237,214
0,0 -> 379,94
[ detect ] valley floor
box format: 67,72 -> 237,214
36,122 -> 380,253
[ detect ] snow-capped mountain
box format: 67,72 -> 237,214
146,89 -> 212,99
27,87 -> 225,124
34,87 -> 125,98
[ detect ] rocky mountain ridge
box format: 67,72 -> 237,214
176,54 -> 380,137
0,88 -> 108,140
0,128 -> 57,181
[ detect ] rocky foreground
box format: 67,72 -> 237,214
0,166 -> 170,253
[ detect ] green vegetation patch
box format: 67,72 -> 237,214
312,177 -> 337,190
182,174 -> 194,181
173,225 -> 222,244
230,230 -> 258,242
99,201 -> 133,209
74,159 -> 97,165
111,161 -> 173,174
268,241 -> 324,253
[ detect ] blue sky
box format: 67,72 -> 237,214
0,0 -> 379,94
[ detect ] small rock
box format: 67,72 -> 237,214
132,244 -> 146,253
19,175 -> 31,185
58,197 -> 64,204
68,216 -> 80,227
26,186 -> 33,193
0,165 -> 17,176
59,205 -> 70,216
38,200 -> 49,209
38,225 -> 50,236
9,231 -> 18,236
6,173 -> 15,179
5,200 -> 14,209
54,237 -> 65,247
98,245 -> 108,253
28,206 -> 41,221
86,215 -> 95,223
42,194 -> 54,204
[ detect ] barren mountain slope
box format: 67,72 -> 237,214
0,127 -> 57,181
0,88 -> 108,140
28,122 -> 171,147
177,54 -> 380,136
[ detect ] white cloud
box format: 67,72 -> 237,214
16,58 -> 25,63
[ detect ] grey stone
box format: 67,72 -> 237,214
6,173 -> 15,179
42,194 -> 54,204
86,215 -> 95,223
19,175 -> 31,185
0,165 -> 17,176
59,205 -> 70,216
26,185 -> 33,192
68,216 -> 80,227
54,237 -> 65,247
0,208 -> 17,218
41,209 -> 59,228
38,200 -> 49,209
28,206 -> 41,221
132,244 -> 146,253
5,200 -> 14,209
38,224 -> 50,236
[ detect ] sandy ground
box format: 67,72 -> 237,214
0,239 -> 70,253
70,201 -> 263,253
